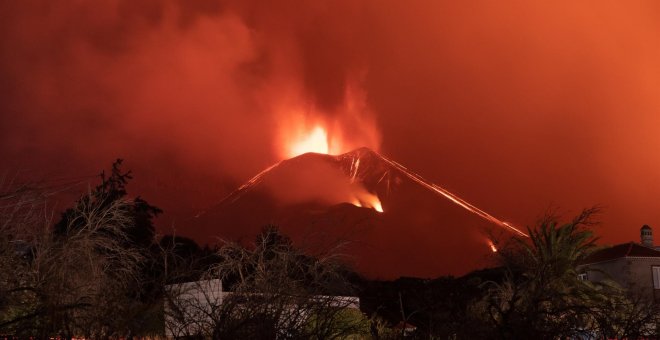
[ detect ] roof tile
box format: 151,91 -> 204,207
583,242 -> 660,264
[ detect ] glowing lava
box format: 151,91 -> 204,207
488,240 -> 498,253
287,126 -> 330,157
350,192 -> 384,213
372,200 -> 384,213
276,118 -> 385,212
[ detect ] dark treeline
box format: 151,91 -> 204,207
0,160 -> 219,337
358,209 -> 660,339
1,161 -> 659,339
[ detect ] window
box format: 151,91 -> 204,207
578,273 -> 588,281
653,266 -> 660,289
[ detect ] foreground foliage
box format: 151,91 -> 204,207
164,226 -> 370,339
363,209 -> 660,339
2,163 -> 659,338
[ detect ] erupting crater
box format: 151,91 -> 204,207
286,126 -> 330,158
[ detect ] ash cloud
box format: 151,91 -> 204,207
0,0 -> 372,180
1,1 -> 659,245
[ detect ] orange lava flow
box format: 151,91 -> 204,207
488,240 -> 498,253
373,150 -> 529,237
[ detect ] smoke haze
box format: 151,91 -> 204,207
1,1 -> 659,246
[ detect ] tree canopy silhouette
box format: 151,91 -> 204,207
54,159 -> 161,247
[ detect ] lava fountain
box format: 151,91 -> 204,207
286,125 -> 330,158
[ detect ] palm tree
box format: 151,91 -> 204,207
480,207 -> 607,339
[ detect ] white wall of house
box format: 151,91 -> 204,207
164,279 -> 224,338
163,279 -> 361,338
582,258 -> 660,299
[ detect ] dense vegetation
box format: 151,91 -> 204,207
1,161 -> 658,338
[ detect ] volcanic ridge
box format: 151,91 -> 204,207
194,147 -> 525,278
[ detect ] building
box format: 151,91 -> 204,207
164,279 -> 225,338
580,225 -> 660,300
163,279 -> 361,339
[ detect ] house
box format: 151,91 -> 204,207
164,279 -> 225,338
580,225 -> 660,300
163,279 -> 361,338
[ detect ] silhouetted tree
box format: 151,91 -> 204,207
0,186 -> 148,336
0,161 -> 167,337
54,159 -> 162,248
158,235 -> 219,284
475,209 -> 616,339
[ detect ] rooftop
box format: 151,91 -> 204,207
583,242 -> 660,264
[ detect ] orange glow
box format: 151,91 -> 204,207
488,240 -> 498,253
370,198 -> 384,213
287,126 -> 329,157
350,192 -> 384,213
277,79 -> 381,160
361,195 -> 383,213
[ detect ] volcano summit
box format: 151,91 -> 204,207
194,148 -> 525,278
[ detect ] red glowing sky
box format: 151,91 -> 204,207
1,1 -> 659,247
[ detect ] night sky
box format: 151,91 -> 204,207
1,1 -> 659,249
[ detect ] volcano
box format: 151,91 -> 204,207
193,147 -> 525,278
